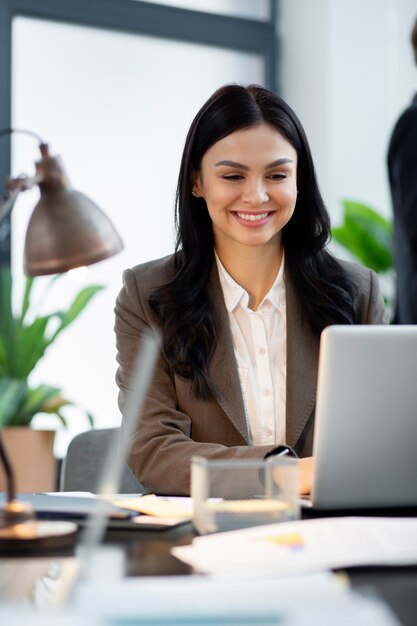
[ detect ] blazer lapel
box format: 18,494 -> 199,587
206,264 -> 251,443
285,273 -> 320,449
204,264 -> 320,449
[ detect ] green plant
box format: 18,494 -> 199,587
0,267 -> 103,427
331,199 -> 394,315
331,200 -> 393,273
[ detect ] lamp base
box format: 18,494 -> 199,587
0,517 -> 77,554
0,498 -> 35,526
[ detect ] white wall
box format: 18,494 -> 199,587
279,0 -> 416,224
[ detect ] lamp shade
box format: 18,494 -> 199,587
23,150 -> 123,276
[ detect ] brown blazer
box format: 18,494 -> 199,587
115,254 -> 388,495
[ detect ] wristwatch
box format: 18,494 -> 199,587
264,444 -> 298,460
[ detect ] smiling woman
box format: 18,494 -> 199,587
114,84 -> 388,496
194,126 -> 297,247
192,124 -> 298,309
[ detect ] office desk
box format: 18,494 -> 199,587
102,519 -> 417,626
1,515 -> 417,625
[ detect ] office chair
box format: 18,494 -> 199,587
59,427 -> 145,494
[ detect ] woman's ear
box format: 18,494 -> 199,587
191,170 -> 203,198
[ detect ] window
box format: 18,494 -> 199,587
0,0 -> 278,453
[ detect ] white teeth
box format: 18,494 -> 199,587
236,212 -> 268,222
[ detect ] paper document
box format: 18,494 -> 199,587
74,574 -> 400,626
110,495 -> 193,519
40,491 -> 96,498
172,516 -> 417,577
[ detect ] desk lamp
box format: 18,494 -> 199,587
0,128 -> 124,551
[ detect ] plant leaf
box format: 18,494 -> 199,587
0,335 -> 7,373
10,383 -> 63,426
19,275 -> 35,325
0,270 -> 101,429
12,316 -> 50,379
54,409 -> 68,427
85,411 -> 95,428
34,392 -> 72,427
332,200 -> 393,273
342,200 -> 392,231
49,285 -> 104,343
0,378 -> 28,427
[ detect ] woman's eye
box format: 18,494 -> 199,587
223,174 -> 243,181
268,172 -> 287,181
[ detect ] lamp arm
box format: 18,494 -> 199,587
0,127 -> 44,143
0,174 -> 43,223
0,127 -> 46,223
0,188 -> 20,222
0,432 -> 16,503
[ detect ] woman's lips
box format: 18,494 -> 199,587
233,211 -> 274,226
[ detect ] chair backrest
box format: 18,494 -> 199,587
59,427 -> 145,494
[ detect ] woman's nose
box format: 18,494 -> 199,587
241,180 -> 269,205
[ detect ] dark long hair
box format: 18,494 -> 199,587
150,84 -> 358,399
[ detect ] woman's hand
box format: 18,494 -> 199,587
272,455 -> 314,496
299,456 -> 314,495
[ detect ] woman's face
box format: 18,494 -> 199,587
193,123 -> 298,254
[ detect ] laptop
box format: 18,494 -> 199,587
309,325 -> 417,510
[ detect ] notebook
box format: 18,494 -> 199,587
309,325 -> 417,510
0,492 -> 138,523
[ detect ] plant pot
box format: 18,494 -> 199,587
0,427 -> 56,493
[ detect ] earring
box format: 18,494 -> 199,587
192,190 -> 198,197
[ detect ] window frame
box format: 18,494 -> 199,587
0,0 -> 279,264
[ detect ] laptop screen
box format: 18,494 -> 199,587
311,325 -> 417,509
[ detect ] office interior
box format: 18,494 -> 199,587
0,0 -> 416,622
0,0 -> 415,454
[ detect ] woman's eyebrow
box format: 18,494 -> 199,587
215,160 -> 249,170
214,157 -> 293,170
265,157 -> 293,168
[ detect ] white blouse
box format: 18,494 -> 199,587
215,254 -> 287,446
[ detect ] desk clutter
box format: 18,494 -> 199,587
0,568 -> 402,626
172,515 -> 417,577
1,491 -> 416,626
0,492 -> 193,533
73,573 -> 400,626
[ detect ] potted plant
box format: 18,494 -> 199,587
331,199 -> 394,317
0,267 -> 103,492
